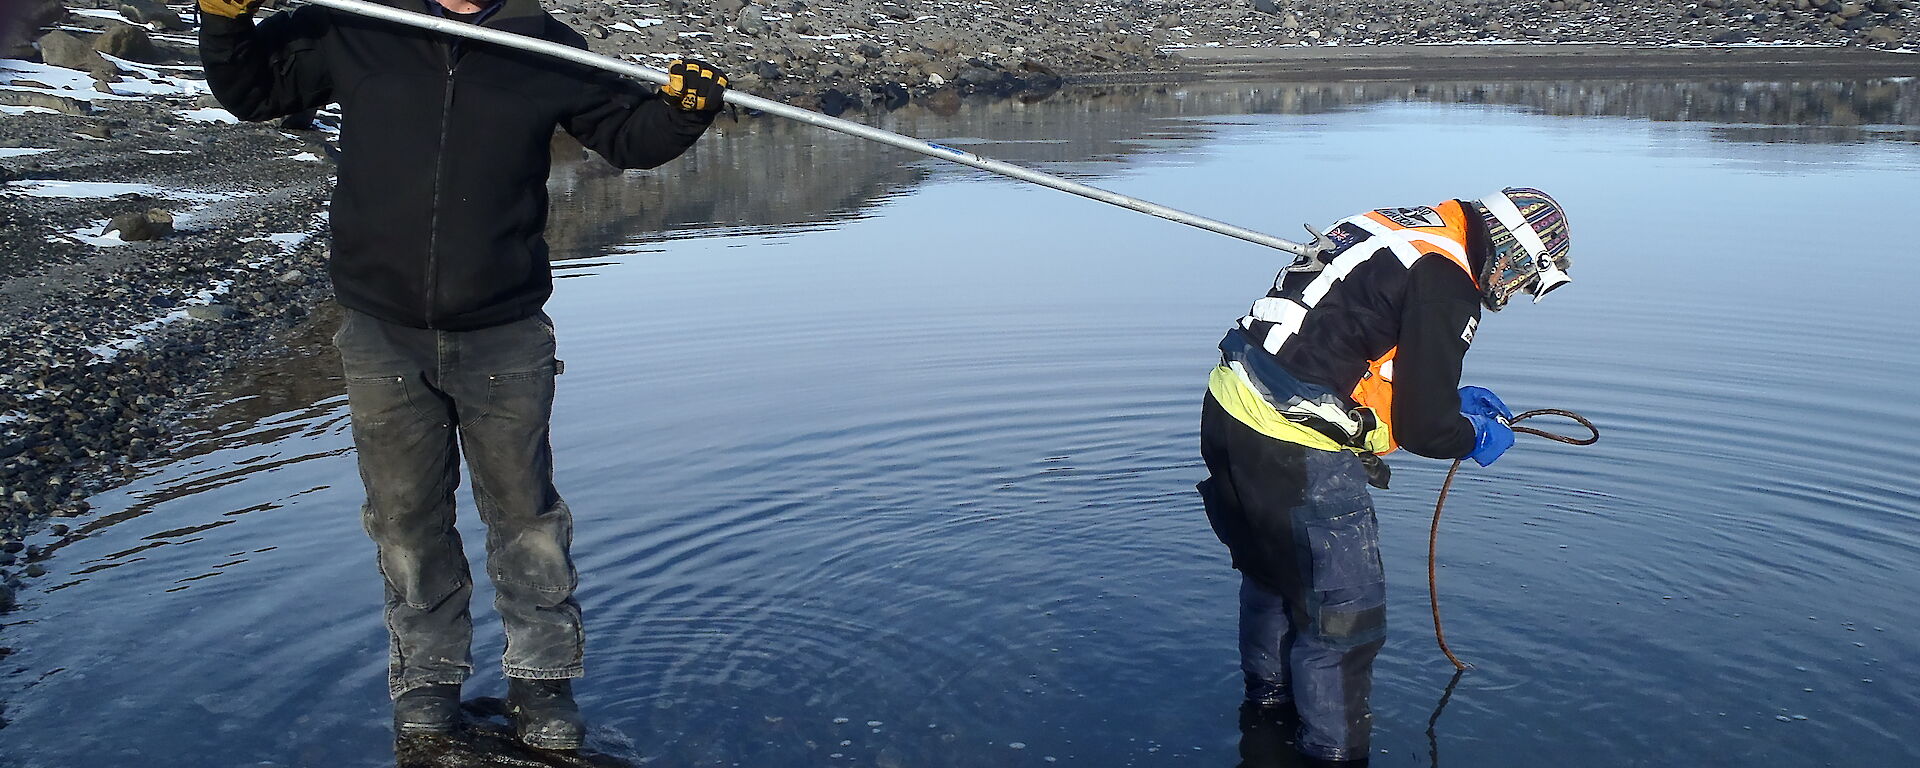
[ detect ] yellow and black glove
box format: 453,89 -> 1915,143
661,58 -> 727,112
199,0 -> 267,18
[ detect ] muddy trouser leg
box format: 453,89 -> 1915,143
336,309 -> 475,698
1198,394 -> 1385,762
446,313 -> 583,681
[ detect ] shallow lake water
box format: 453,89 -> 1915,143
3,79 -> 1919,767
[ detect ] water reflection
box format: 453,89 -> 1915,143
549,78 -> 1920,261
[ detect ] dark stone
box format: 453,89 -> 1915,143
879,2 -> 914,20
818,87 -> 852,116
95,24 -> 162,64
1709,27 -> 1752,41
855,43 -> 884,58
105,209 -> 174,241
751,60 -> 783,80
870,81 -> 909,109
1253,0 -> 1281,13
0,583 -> 14,611
1,543 -> 22,554
187,304 -> 239,321
21,0 -> 68,31
735,4 -> 769,35
24,564 -> 45,578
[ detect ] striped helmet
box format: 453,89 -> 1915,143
1476,187 -> 1572,311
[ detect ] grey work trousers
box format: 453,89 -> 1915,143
335,308 -> 582,698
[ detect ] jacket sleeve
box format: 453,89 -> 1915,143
1390,254 -> 1484,459
556,34 -> 715,169
199,7 -> 334,122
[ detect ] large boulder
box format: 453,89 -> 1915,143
21,0 -> 69,30
735,4 -> 769,36
36,29 -> 116,81
95,24 -> 162,64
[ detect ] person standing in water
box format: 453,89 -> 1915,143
198,0 -> 728,748
1197,189 -> 1574,765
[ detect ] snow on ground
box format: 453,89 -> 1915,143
3,180 -> 234,202
0,148 -> 55,158
177,107 -> 239,124
84,279 -> 236,360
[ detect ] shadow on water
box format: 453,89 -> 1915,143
393,699 -> 637,768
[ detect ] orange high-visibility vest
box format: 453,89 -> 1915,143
1345,200 -> 1478,454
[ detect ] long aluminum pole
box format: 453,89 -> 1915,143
297,0 -> 1312,256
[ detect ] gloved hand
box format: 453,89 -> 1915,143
1458,385 -> 1514,422
1463,414 -> 1514,467
200,0 -> 267,19
661,59 -> 727,112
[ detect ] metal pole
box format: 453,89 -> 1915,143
295,0 -> 1314,256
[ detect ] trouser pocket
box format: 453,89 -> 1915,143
1297,502 -> 1386,647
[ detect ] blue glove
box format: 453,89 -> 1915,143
1459,386 -> 1514,422
1464,414 -> 1515,467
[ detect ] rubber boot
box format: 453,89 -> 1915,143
393,683 -> 461,734
508,678 -> 585,750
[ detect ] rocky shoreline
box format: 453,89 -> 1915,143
0,0 -> 1917,621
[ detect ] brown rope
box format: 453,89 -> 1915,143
1428,408 -> 1599,671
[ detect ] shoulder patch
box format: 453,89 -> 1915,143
1377,206 -> 1446,229
1460,316 -> 1479,346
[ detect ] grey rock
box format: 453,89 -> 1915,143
736,4 -> 770,35
276,269 -> 307,285
36,30 -> 102,71
1866,24 -> 1903,41
187,305 -> 239,321
0,583 -> 13,611
880,2 -> 914,20
21,0 -> 69,31
1709,27 -> 1752,41
713,0 -> 746,19
121,0 -> 189,31
95,24 -> 162,64
1253,0 -> 1282,14
24,564 -> 45,578
0,89 -> 93,116
105,209 -> 174,241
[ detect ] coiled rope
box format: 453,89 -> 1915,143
1428,408 -> 1599,670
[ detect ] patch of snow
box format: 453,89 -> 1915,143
177,107 -> 240,124
288,152 -> 322,162
86,280 -> 235,360
69,8 -> 133,22
140,149 -> 192,154
3,180 -> 234,202
634,17 -> 665,26
0,105 -> 60,116
0,147 -> 55,158
611,22 -> 639,33
0,60 -> 139,102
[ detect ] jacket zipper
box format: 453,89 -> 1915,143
424,39 -> 459,328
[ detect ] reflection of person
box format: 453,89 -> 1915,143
196,0 -> 727,748
1197,190 -> 1573,764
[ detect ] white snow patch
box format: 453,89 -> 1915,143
0,105 -> 59,116
0,147 -> 55,158
634,17 -> 665,26
140,149 -> 191,154
177,107 -> 240,124
0,61 -> 139,102
4,180 -> 233,202
242,231 -> 313,254
69,8 -> 134,22
288,152 -> 323,162
86,280 -> 235,360
611,22 -> 639,32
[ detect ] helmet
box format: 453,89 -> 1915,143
1475,187 -> 1572,311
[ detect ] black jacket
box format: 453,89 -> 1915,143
200,0 -> 715,330
1228,202 -> 1490,460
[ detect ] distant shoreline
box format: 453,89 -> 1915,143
1076,44 -> 1920,85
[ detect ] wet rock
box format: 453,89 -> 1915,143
24,564 -> 46,578
104,209 -> 175,242
187,304 -> 239,321
0,583 -> 14,611
1709,27 -> 1753,42
818,87 -> 853,116
1,543 -> 22,555
95,24 -> 162,64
